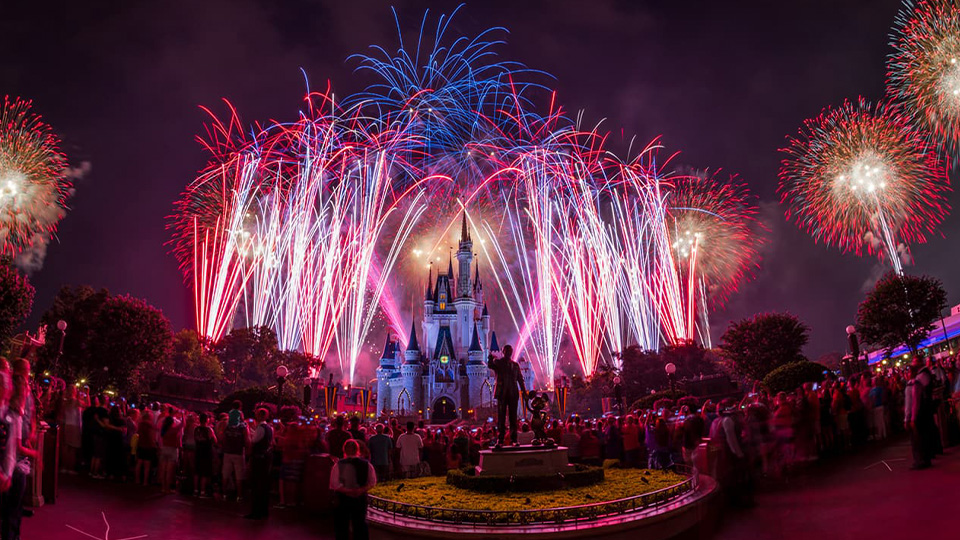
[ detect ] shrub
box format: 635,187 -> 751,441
446,464 -> 603,492
762,361 -> 828,394
630,389 -> 689,411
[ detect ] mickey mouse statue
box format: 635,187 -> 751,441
525,391 -> 555,447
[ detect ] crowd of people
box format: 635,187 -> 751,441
9,353 -> 959,539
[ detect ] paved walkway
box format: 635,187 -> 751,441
24,477 -> 335,540
711,437 -> 959,540
24,438 -> 959,540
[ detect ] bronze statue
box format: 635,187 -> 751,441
525,391 -> 554,447
487,344 -> 526,448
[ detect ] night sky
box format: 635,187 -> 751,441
2,0 -> 949,365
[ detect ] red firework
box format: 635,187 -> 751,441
779,99 -> 950,266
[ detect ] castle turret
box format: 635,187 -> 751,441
465,323 -> 489,414
376,334 -> 398,415
468,324 -> 484,364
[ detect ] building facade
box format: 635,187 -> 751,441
375,214 -> 534,422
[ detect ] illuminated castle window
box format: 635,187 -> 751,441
440,355 -> 449,364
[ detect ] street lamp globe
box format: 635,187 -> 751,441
664,363 -> 677,375
57,320 -> 67,332
845,325 -> 856,335
276,365 -> 289,378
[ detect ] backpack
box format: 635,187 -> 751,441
222,424 -> 246,454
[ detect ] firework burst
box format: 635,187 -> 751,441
0,97 -> 71,256
779,98 -> 949,274
889,0 -> 960,152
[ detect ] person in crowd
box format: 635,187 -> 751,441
221,404 -> 249,501
348,416 -> 365,442
0,360 -> 20,540
906,363 -> 937,470
681,408 -> 705,469
181,413 -> 198,492
561,421 -> 581,463
367,423 -> 393,482
603,417 -> 622,463
134,410 -> 157,486
396,421 -> 423,478
710,399 -> 751,506
328,416 -> 351,460
516,423 -> 535,445
124,408 -> 139,474
622,415 -> 641,468
2,362 -> 38,540
245,408 -> 274,520
278,407 -> 313,508
869,377 -> 887,441
60,385 -> 85,474
545,419 -> 563,445
158,408 -> 184,494
194,412 -> 216,498
832,385 -> 851,451
86,396 -> 109,478
102,405 -> 127,480
330,439 -> 377,540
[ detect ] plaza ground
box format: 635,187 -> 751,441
25,438 -> 958,540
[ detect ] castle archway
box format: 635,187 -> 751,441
432,396 -> 457,422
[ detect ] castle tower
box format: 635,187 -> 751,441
465,324 -> 488,414
456,212 -> 473,298
404,320 -> 421,364
424,265 -> 435,317
400,332 -> 423,416
376,334 -> 397,415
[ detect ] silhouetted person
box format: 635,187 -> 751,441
487,344 -> 526,447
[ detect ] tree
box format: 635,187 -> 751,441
0,262 -> 35,347
86,295 -> 174,393
857,272 -> 947,356
213,326 -> 279,390
36,285 -> 110,377
762,361 -> 827,394
620,342 -> 720,405
169,329 -> 223,383
719,312 -> 809,381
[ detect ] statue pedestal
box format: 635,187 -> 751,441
476,446 -> 573,476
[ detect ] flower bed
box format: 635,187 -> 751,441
369,469 -> 690,525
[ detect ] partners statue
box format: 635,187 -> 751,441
487,344 -> 527,448
525,391 -> 555,447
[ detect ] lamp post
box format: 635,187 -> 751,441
665,363 -> 677,392
53,320 -> 67,376
275,365 -> 289,414
846,325 -> 861,375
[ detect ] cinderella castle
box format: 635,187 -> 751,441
376,214 -> 534,422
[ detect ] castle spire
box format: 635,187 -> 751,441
469,323 -> 482,352
406,320 -> 420,352
474,260 -> 481,290
425,264 -> 432,300
460,211 -> 470,243
489,330 -> 500,352
447,250 -> 454,278
380,333 -> 394,359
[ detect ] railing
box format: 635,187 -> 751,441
369,471 -> 697,527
